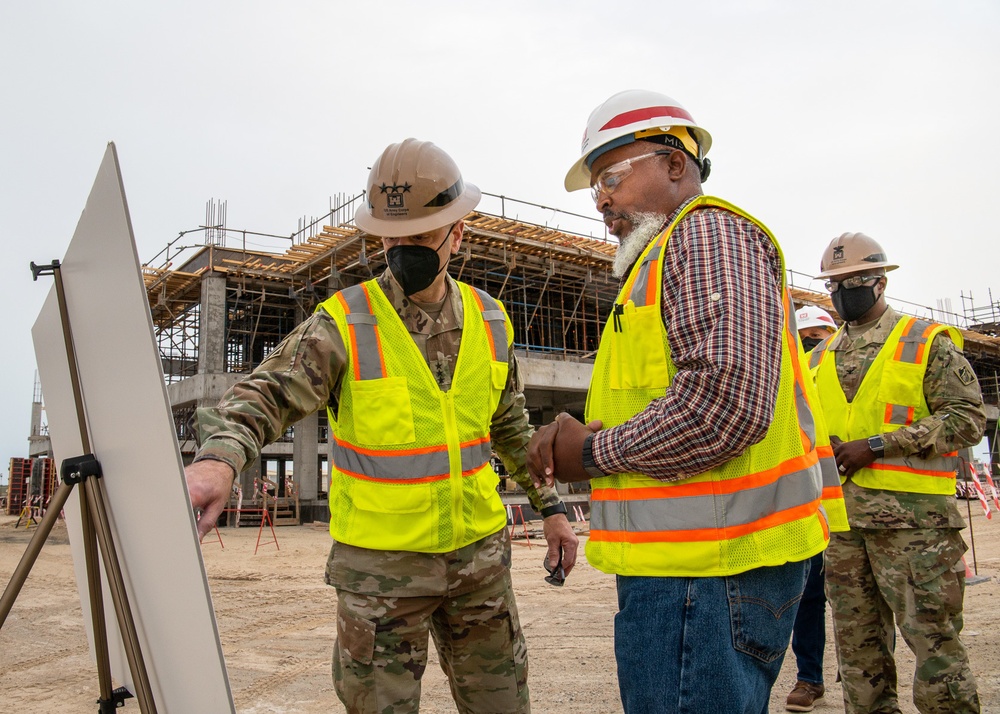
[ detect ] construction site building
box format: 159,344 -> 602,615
137,194 -> 1000,524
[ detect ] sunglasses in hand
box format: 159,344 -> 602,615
543,551 -> 565,587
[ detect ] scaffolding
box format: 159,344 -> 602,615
144,193 -> 623,383
143,192 -> 1000,411
962,288 -> 1000,336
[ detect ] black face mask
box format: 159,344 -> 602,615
800,336 -> 824,352
386,228 -> 453,297
831,284 -> 879,323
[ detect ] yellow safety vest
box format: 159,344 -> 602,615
799,344 -> 850,533
585,196 -> 831,577
317,279 -> 512,552
810,315 -> 962,495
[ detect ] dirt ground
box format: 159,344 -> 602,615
2,504 -> 999,714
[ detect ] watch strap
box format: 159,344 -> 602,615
540,502 -> 568,518
868,435 -> 885,458
582,433 -> 605,478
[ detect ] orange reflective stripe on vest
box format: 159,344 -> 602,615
583,196 -> 831,577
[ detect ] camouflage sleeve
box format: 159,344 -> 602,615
882,334 -> 986,459
489,351 -> 561,513
194,311 -> 347,473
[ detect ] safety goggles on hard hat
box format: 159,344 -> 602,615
824,274 -> 883,293
590,149 -> 673,203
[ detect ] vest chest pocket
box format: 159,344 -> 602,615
491,361 -> 509,390
352,481 -> 431,515
876,361 -> 924,410
349,376 -> 417,445
610,302 -> 670,390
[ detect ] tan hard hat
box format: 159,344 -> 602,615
354,138 -> 481,238
816,232 -> 899,279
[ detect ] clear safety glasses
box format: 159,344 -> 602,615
590,150 -> 673,203
824,274 -> 883,293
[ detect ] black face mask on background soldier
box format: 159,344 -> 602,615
386,226 -> 454,297
800,336 -> 824,352
831,283 -> 880,323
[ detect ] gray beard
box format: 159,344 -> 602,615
612,213 -> 668,278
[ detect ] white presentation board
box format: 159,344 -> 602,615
31,143 -> 235,712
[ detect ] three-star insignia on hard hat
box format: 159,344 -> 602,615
379,182 -> 412,194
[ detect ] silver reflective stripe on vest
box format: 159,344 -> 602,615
896,319 -> 934,363
626,246 -> 664,305
474,288 -> 508,363
794,379 -> 817,450
331,438 -> 492,481
591,464 -> 822,534
819,455 -> 840,488
886,403 -> 913,426
461,439 -> 494,473
341,285 -> 384,380
809,338 -> 831,370
332,440 -> 451,481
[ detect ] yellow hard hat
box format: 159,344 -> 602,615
354,139 -> 481,238
817,232 -> 899,279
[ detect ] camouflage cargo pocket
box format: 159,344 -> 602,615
338,609 -> 376,665
905,529 -> 967,587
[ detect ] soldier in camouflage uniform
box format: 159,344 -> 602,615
185,139 -> 578,714
809,232 -> 986,714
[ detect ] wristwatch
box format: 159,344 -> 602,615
540,502 -> 568,518
867,435 -> 885,458
582,434 -> 605,478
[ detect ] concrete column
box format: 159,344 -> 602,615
240,457 -> 261,496
292,412 -> 319,503
198,272 -> 227,374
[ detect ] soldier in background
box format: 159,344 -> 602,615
185,138 -> 577,713
809,233 -> 986,713
786,305 -> 840,712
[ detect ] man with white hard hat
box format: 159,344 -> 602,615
185,139 -> 577,713
527,90 -> 847,713
797,304 -> 838,352
784,304 -> 840,711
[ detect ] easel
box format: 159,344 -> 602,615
0,261 -> 156,713
15,496 -> 40,529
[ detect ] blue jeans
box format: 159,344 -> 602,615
615,560 -> 807,714
790,553 -> 825,685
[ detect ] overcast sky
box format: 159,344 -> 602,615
2,0 -> 997,478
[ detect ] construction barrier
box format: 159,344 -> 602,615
507,504 -> 532,547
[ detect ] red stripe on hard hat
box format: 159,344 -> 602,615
600,106 -> 694,131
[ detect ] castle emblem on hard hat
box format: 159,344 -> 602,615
832,245 -> 845,263
379,182 -> 411,209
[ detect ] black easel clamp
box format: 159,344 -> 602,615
30,260 -> 60,281
98,686 -> 134,713
61,454 -> 103,485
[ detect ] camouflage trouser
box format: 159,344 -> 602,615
825,527 -> 979,713
328,531 -> 529,714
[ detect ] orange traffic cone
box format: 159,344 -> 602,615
963,556 -> 990,585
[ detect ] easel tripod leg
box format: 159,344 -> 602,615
0,480 -> 73,626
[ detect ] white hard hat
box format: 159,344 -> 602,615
796,305 -> 838,332
565,89 -> 713,191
